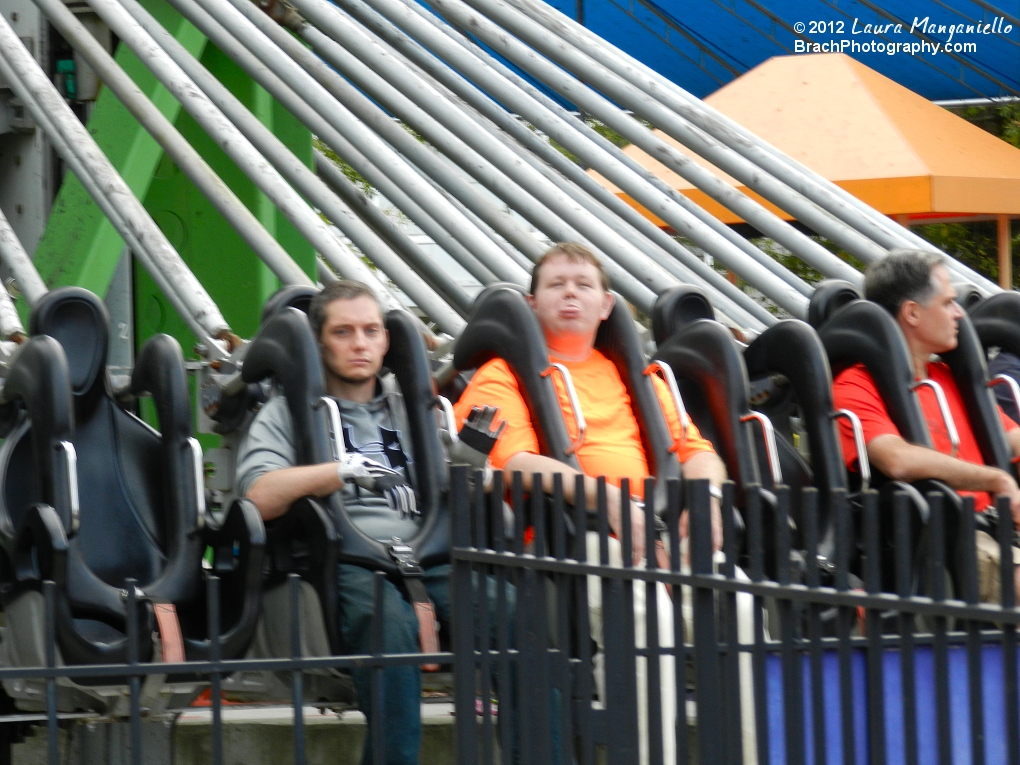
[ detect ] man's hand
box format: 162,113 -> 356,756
337,453 -> 418,518
442,406 -> 505,490
989,468 -> 1020,529
605,483 -> 645,565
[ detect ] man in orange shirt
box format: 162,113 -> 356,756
832,249 -> 1020,602
455,242 -> 727,764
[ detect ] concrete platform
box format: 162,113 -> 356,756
11,702 -> 460,765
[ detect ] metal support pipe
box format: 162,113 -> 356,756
446,0 -> 891,270
119,0 -> 469,329
334,0 -> 803,318
344,0 -> 782,326
354,0 -> 825,297
277,0 -> 685,311
80,0 -> 412,317
145,5 -> 511,296
506,0 -> 1000,294
350,0 -> 805,319
0,62 -> 230,355
0,285 -> 25,342
0,19 -> 232,356
36,0 -> 314,290
0,206 -> 47,305
96,0 -> 463,331
313,150 -> 474,314
232,0 -> 668,311
170,0 -> 532,291
397,0 -> 823,297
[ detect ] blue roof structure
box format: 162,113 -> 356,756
545,0 -> 1020,100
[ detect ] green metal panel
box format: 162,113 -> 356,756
31,0 -> 206,298
133,40 -> 316,352
33,0 -> 315,438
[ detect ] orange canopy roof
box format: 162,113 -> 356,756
590,53 -> 1020,226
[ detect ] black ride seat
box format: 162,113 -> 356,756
810,281 -> 971,596
238,301 -> 449,661
0,287 -> 264,712
452,284 -> 682,533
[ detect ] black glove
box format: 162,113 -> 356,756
442,405 -> 506,489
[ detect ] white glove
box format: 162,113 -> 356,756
337,453 -> 418,518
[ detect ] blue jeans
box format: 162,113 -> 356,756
336,563 -> 452,765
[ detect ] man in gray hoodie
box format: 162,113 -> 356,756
235,280 -> 442,765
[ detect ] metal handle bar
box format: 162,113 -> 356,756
55,440 -> 80,535
911,378 -> 959,458
436,395 -> 459,444
542,362 -> 586,456
989,374 -> 1020,426
740,411 -> 783,485
315,396 -> 345,461
832,409 -> 871,491
644,361 -> 689,447
187,437 -> 208,529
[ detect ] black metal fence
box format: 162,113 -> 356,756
451,471 -> 1020,765
5,472 -> 1020,764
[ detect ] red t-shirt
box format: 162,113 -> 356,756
832,362 -> 1018,510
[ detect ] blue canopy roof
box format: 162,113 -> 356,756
544,0 -> 1019,100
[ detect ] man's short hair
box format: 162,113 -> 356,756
309,280 -> 381,338
529,242 -> 610,294
864,249 -> 946,318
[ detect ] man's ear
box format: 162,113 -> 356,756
899,300 -> 921,328
526,293 -> 536,310
599,290 -> 615,320
383,327 -> 390,355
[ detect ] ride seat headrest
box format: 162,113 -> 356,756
651,286 -> 714,345
968,291 -> 1020,359
807,280 -> 861,330
29,287 -> 109,404
260,285 -> 319,324
956,285 -> 984,312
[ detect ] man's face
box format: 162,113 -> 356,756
904,265 -> 964,354
318,296 -> 388,386
528,255 -> 614,344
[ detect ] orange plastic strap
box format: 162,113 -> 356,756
153,602 -> 186,664
413,601 -> 441,672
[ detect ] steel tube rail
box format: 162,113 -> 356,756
504,0 -> 1000,294
396,0 -> 822,298
354,0 -> 809,316
372,0 -> 816,312
278,0 -> 687,311
81,0 -> 419,319
0,284 -> 25,342
445,0 -> 889,271
313,150 -> 474,315
174,0 -> 532,291
118,0 -> 469,329
259,6 -> 565,270
224,0 -> 544,279
0,207 -> 46,306
476,121 -> 769,328
152,0 -> 512,293
296,0 -> 777,326
0,58 -> 229,356
345,0 -> 782,326
36,0 -> 314,290
375,0 -> 818,299
0,20 -> 232,355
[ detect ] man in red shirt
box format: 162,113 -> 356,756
832,249 -> 1020,601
